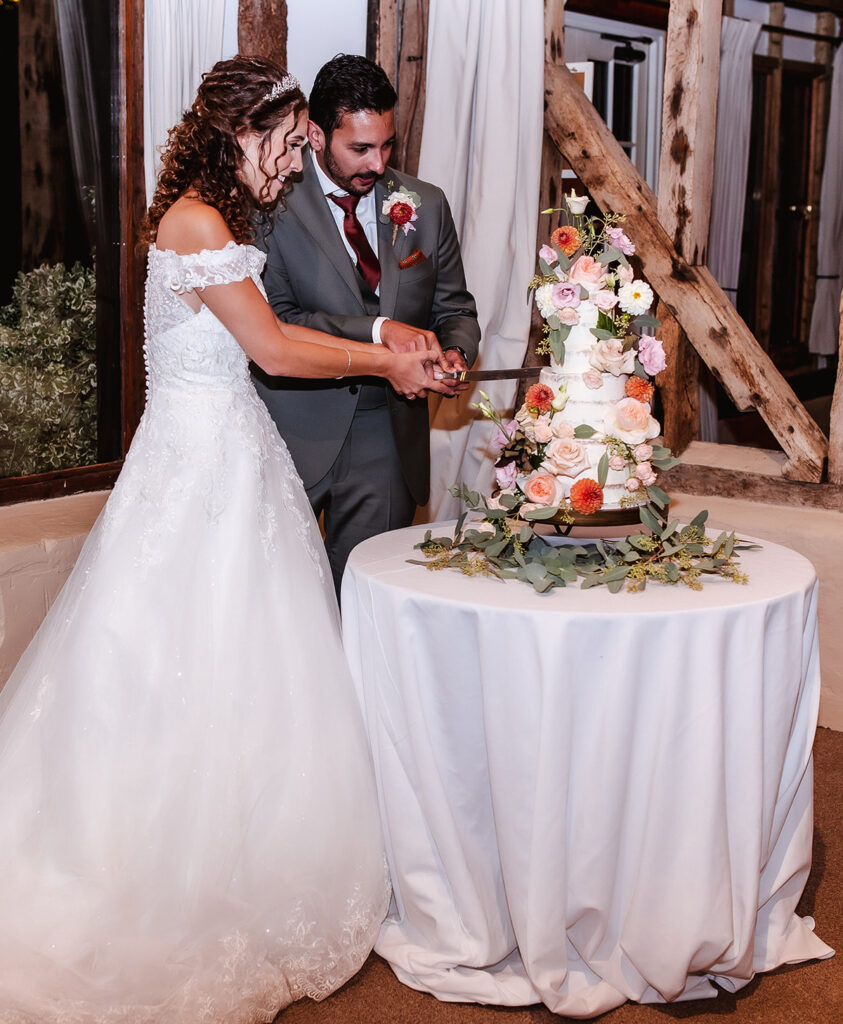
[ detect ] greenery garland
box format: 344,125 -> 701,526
411,484 -> 758,594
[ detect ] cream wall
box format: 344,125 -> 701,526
1,483 -> 841,730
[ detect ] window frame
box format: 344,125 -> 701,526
0,0 -> 146,507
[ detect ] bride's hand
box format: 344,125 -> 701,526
386,349 -> 459,399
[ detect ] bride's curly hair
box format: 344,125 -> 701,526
145,55 -> 306,244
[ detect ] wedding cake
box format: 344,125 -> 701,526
480,198 -> 675,521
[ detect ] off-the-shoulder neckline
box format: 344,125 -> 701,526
150,240 -> 264,259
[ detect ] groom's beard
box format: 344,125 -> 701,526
323,143 -> 379,198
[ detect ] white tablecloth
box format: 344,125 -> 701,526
341,523 -> 834,1018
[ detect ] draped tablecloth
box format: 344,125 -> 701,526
341,523 -> 833,1019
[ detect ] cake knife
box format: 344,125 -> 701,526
436,367 -> 542,382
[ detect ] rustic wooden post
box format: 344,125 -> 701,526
754,2 -> 783,351
520,0 -> 566,397
238,0 -> 287,68
654,0 -> 721,454
543,61 -> 827,482
829,289 -> 843,484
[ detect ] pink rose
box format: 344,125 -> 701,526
607,226 -> 636,256
523,471 -> 564,507
633,443 -> 653,462
546,438 -> 589,478
558,306 -> 580,326
551,419 -> 575,439
539,244 -> 557,266
624,477 -> 641,492
551,282 -> 581,309
603,397 -> 660,444
617,263 -> 634,285
593,289 -> 620,312
533,418 -> 554,444
582,369 -> 603,390
637,335 -> 667,376
495,461 -> 518,489
567,255 -> 607,292
634,461 -> 657,486
609,454 -> 626,471
589,338 -> 635,376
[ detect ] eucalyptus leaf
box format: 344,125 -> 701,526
607,578 -> 625,594
574,424 -> 597,439
597,245 -> 622,265
647,485 -> 670,509
485,538 -> 510,557
640,506 -> 662,535
547,313 -> 560,331
690,509 -> 709,530
633,314 -> 661,328
597,452 -> 609,487
538,258 -> 553,277
549,330 -> 566,365
601,565 -> 630,582
652,457 -> 680,471
500,493 -> 519,509
521,506 -> 560,521
590,328 -> 616,340
664,561 -> 680,582
519,525 -> 533,544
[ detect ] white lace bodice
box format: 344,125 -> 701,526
100,240 -> 324,576
144,241 -> 267,394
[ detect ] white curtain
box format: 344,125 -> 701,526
416,0 -> 544,521
703,16 -> 762,441
143,0 -> 231,206
808,43 -> 843,357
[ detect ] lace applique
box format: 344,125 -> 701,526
154,241 -> 266,295
1,866 -> 390,1024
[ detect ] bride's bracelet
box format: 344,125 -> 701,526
335,348 -> 351,380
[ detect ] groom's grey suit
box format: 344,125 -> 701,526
253,161 -> 480,586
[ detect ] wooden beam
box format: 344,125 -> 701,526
829,288 -> 843,485
368,0 -> 397,82
543,61 -> 828,482
119,0 -> 147,451
655,0 -> 720,454
661,462 -> 843,513
520,0 -> 566,403
238,0 -> 288,68
394,0 -> 429,175
754,5 -> 784,351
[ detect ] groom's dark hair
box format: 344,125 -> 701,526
309,54 -> 397,138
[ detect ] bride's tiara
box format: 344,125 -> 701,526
264,75 -> 300,103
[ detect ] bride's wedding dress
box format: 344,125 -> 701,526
0,242 -> 389,1023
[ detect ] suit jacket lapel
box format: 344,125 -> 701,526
286,164 -> 367,311
376,171 -> 415,319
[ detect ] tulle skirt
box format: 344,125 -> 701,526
0,384 -> 389,1023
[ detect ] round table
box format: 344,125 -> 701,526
341,522 -> 833,1018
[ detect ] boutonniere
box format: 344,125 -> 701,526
380,181 -> 421,245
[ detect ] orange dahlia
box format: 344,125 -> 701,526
569,478 -> 604,514
625,376 -> 655,403
524,383 -> 554,414
551,225 -> 582,257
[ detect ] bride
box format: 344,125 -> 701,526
0,56 -> 454,1023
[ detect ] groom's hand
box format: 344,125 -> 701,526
380,319 -> 441,356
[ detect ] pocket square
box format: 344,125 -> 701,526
399,248 -> 427,269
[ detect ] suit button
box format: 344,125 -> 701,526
349,384 -> 359,394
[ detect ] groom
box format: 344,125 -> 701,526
254,54 -> 480,595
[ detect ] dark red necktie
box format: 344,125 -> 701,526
328,193 -> 381,294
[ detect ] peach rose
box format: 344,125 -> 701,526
589,338 -> 635,377
545,438 -> 589,478
522,471 -> 564,507
602,397 -> 660,445
617,263 -> 634,285
633,443 -> 654,462
634,461 -> 657,486
551,418 -> 575,439
582,369 -> 603,390
567,255 -> 607,292
609,454 -> 626,471
533,418 -> 554,444
558,306 -> 580,326
624,477 -> 641,492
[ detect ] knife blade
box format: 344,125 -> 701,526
437,367 -> 543,383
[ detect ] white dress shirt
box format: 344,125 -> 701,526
311,151 -> 388,343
